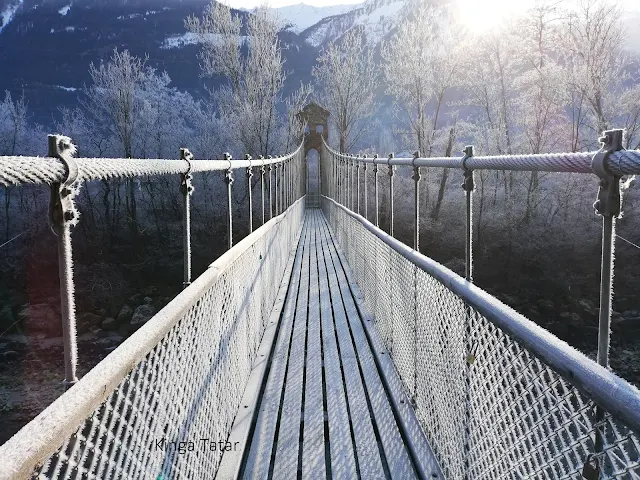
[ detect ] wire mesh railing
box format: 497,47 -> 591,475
0,133 -> 307,478
321,131 -> 640,479
322,196 -> 640,479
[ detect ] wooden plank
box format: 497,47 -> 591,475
316,211 -> 358,478
301,210 -> 327,479
319,213 -> 418,480
216,219 -> 304,479
327,222 -> 444,479
318,214 -> 387,479
270,212 -> 313,477
242,215 -> 311,479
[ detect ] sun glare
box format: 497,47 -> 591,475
455,0 -> 530,33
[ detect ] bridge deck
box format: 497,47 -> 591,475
234,209 -> 435,480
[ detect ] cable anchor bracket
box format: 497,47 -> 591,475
48,135 -> 80,235
592,129 -> 624,218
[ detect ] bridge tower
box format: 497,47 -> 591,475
298,102 -> 329,208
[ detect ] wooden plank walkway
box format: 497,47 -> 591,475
236,209 -> 441,480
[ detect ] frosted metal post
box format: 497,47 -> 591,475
373,155 -> 379,227
462,146 -> 475,282
180,148 -> 194,288
224,153 -> 234,249
363,160 -> 368,220
388,153 -> 395,237
268,160 -> 273,220
590,130 -> 624,468
259,156 -> 265,225
412,151 -> 421,251
356,159 -> 361,215
48,135 -> 80,387
245,154 -> 253,233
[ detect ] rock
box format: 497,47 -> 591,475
2,350 -> 18,361
143,297 -> 153,305
142,286 -> 158,296
17,304 -> 60,337
622,310 -> 640,319
117,305 -> 134,324
97,308 -> 108,317
128,294 -> 143,305
130,304 -> 156,327
101,317 -> 118,331
537,299 -> 554,313
612,311 -> 621,320
77,313 -> 103,334
0,305 -> 15,330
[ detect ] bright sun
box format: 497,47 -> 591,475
454,0 -> 531,33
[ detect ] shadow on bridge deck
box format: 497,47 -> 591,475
221,209 -> 441,480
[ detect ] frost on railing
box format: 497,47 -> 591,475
0,197 -> 305,479
322,198 -> 640,480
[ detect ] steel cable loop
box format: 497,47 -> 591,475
0,143 -> 304,187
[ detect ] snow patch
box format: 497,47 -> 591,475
56,85 -> 77,92
59,5 -> 71,16
161,32 -> 248,50
0,0 -> 24,35
65,26 -> 75,32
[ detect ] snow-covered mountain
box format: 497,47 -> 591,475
300,0 -> 406,47
271,3 -> 361,34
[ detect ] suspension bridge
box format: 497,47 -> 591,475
0,105 -> 639,479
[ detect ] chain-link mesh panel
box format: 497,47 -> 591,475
1,200 -> 304,480
322,198 -> 640,480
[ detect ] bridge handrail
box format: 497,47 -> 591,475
0,197 -> 306,479
323,195 -> 640,433
0,142 -> 304,187
322,136 -> 640,175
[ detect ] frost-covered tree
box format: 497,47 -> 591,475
382,5 -> 461,158
313,28 -> 378,153
186,2 -> 309,157
0,91 -> 29,156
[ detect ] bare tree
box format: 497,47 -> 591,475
313,28 -> 379,152
187,2 -> 308,156
382,5 -> 461,158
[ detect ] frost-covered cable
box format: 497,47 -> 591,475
0,144 -> 303,187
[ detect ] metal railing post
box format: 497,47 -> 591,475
461,145 -> 475,480
259,156 -> 265,225
48,134 -> 80,387
373,155 -> 379,227
347,158 -> 351,210
274,161 -> 279,216
245,154 -> 253,233
590,129 -> 625,473
363,159 -> 368,220
388,153 -> 395,237
268,159 -> 273,220
180,148 -> 194,288
462,146 -> 475,282
224,152 -> 234,249
412,151 -> 421,251
356,158 -> 361,215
